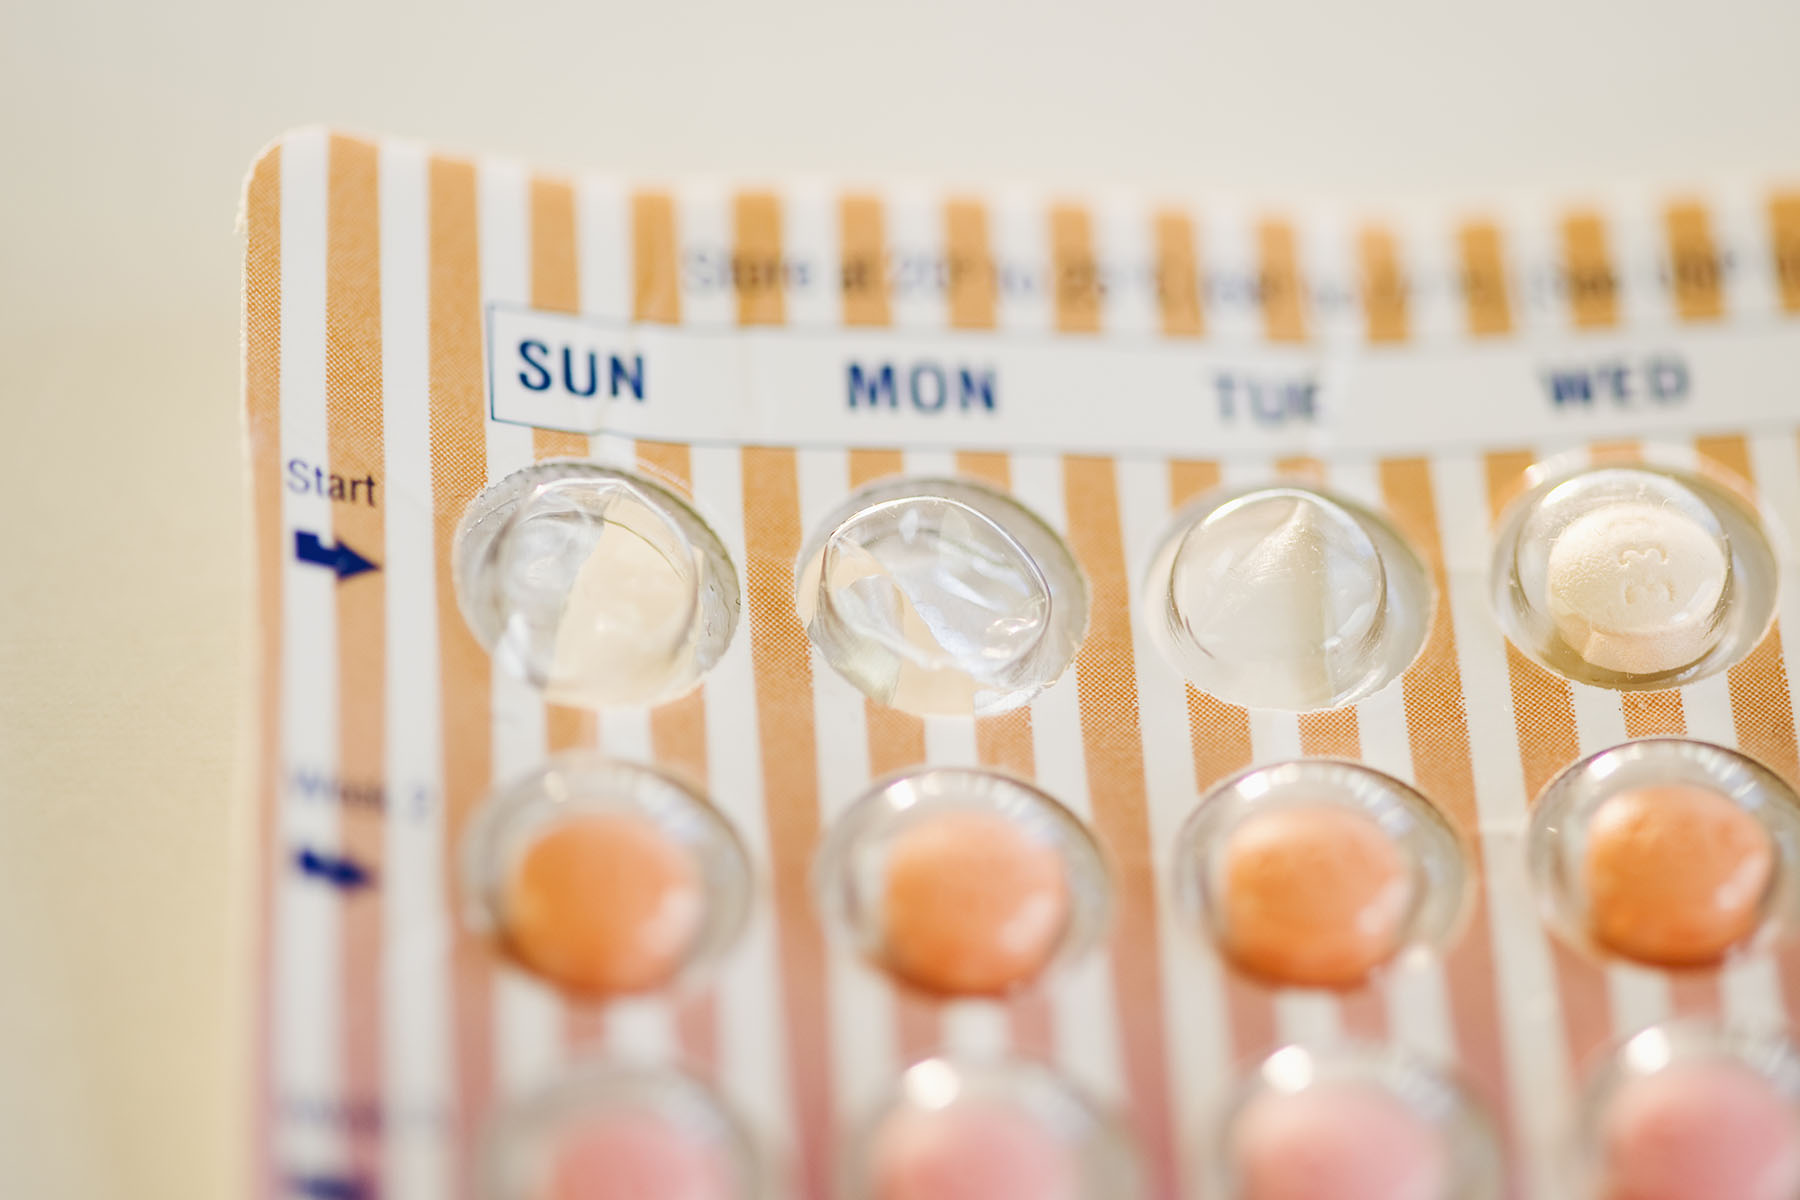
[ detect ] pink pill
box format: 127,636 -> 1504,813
1233,1083 -> 1448,1200
1600,1060 -> 1800,1200
871,1103 -> 1080,1200
543,1111 -> 733,1200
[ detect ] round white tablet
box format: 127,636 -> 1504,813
1545,499 -> 1728,676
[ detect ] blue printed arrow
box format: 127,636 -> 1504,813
288,1174 -> 369,1200
294,531 -> 379,580
294,847 -> 374,890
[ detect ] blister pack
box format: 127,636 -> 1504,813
242,128 -> 1800,1199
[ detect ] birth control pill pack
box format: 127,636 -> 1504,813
240,127 -> 1800,1200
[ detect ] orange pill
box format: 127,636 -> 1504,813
502,812 -> 704,996
1583,783 -> 1774,967
1219,804 -> 1412,988
880,810 -> 1071,996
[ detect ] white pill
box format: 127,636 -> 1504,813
1545,500 -> 1729,675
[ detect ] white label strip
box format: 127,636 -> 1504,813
486,304 -> 1800,455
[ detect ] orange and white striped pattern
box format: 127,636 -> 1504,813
244,130 -> 1800,1200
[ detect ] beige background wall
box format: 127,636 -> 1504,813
3,1 -> 1798,1195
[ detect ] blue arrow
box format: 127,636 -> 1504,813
288,1174 -> 370,1200
295,531 -> 378,581
294,847 -> 374,889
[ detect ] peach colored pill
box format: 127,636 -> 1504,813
881,810 -> 1070,996
1583,784 -> 1773,967
544,1112 -> 732,1200
871,1104 -> 1079,1200
502,813 -> 704,996
1218,804 -> 1412,988
1234,1083 -> 1448,1200
1600,1061 -> 1800,1200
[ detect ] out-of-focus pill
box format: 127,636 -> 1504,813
543,1112 -> 734,1200
871,1103 -> 1079,1200
1583,783 -> 1773,966
502,812 -> 705,997
1232,1081 -> 1448,1200
1600,1059 -> 1800,1200
1218,803 -> 1412,988
881,810 -> 1071,996
1545,499 -> 1728,676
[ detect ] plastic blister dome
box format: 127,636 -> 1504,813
796,478 -> 1086,717
1144,485 -> 1432,711
1492,462 -> 1777,688
463,754 -> 752,1000
455,462 -> 739,708
812,768 -> 1111,998
1528,738 -> 1800,969
1172,760 -> 1470,989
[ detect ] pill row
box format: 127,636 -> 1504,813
452,453 -> 1779,719
479,1023 -> 1800,1199
464,738 -> 1800,1004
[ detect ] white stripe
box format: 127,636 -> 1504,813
1429,450 -> 1574,1200
1118,456 -> 1235,1187
796,446 -> 901,1103
888,186 -> 947,332
689,443 -> 794,1154
273,126 -> 345,1175
377,139 -> 453,1200
1009,451 -> 1125,1098
477,158 -> 561,1097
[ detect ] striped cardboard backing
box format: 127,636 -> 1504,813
245,132 -> 1800,1200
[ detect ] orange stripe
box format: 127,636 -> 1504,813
1379,458 -> 1515,1155
1358,226 -> 1409,344
952,449 -> 1054,1057
1693,437 -> 1800,786
734,192 -> 785,327
945,199 -> 997,330
243,142 -> 282,1200
732,198 -> 830,1195
741,446 -> 833,1199
1298,707 -> 1361,758
427,156 -> 494,1182
1621,690 -> 1686,739
529,177 -> 590,460
634,439 -> 718,1069
1458,222 -> 1513,336
1152,211 -> 1204,337
846,449 -> 939,1061
1484,451 -> 1609,1068
1274,454 -> 1326,485
325,134 -> 387,1189
526,173 -> 605,1052
633,192 -> 681,323
1768,192 -> 1800,314
1561,212 -> 1619,329
1050,204 -> 1103,333
840,194 -> 891,327
1692,435 -> 1800,1015
1665,202 -> 1725,322
1589,438 -> 1642,466
1257,219 -> 1307,342
528,177 -> 598,753
1063,455 -> 1177,1198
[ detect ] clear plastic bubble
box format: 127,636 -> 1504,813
1528,738 -> 1800,969
812,768 -> 1111,997
463,754 -> 751,1000
846,1056 -> 1141,1200
1172,760 -> 1470,989
455,462 -> 739,708
1492,462 -> 1777,688
479,1060 -> 762,1200
796,479 -> 1086,717
1578,1022 -> 1800,1200
1144,485 -> 1431,711
1216,1043 -> 1501,1200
